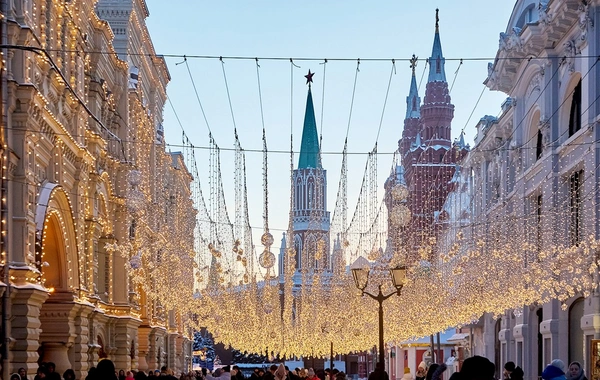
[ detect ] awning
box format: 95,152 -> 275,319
447,333 -> 470,342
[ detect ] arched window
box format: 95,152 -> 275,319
307,177 -> 315,210
294,236 -> 302,269
569,80 -> 582,137
569,298 -> 585,365
296,178 -> 302,211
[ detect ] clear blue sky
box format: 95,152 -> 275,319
144,1 -> 516,251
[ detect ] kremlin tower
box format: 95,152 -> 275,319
282,71 -> 331,274
386,10 -> 469,262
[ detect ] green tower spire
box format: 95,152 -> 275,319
298,70 -> 321,169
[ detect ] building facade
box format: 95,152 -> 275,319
0,0 -> 194,378
440,1 -> 600,379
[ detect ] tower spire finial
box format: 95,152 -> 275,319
305,70 -> 315,88
409,54 -> 418,76
435,8 -> 439,33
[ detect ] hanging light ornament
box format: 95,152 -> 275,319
259,127 -> 276,273
391,204 -> 411,227
259,246 -> 276,269
127,169 -> 143,186
130,251 -> 142,270
392,183 -> 409,202
126,169 -> 146,215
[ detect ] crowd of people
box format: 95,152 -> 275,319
10,361 -> 349,380
501,359 -> 587,380
396,356 -> 588,380
9,356 -> 590,380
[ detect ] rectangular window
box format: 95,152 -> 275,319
536,129 -> 543,160
569,81 -> 582,137
536,195 -> 542,253
570,170 -> 583,246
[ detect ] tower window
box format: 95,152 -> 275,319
436,56 -> 441,73
568,80 -> 582,137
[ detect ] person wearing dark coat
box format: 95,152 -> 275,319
425,364 -> 439,380
62,369 -> 76,380
233,366 -> 245,380
368,362 -> 389,380
263,365 -> 277,380
95,359 -> 119,380
460,356 -> 495,380
45,363 -> 61,380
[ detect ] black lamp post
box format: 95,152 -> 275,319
351,256 -> 407,368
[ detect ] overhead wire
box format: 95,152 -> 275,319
16,46 -> 600,63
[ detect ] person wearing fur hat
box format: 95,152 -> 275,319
415,362 -> 427,380
542,359 -> 567,380
567,362 -> 587,380
402,368 -> 413,380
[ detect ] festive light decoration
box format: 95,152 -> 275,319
7,0 -> 600,367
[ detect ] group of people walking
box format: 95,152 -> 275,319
503,359 -> 587,380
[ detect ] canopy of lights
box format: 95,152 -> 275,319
106,55 -> 600,359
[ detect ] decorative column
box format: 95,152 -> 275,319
38,296 -> 80,374
113,317 -> 141,372
68,303 -> 94,379
9,285 -> 48,374
167,332 -> 178,371
137,326 -> 151,371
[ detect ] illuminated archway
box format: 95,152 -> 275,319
35,183 -> 80,292
35,183 -> 81,372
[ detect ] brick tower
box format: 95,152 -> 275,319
386,10 -> 468,262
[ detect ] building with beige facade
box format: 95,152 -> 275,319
0,0 -> 195,378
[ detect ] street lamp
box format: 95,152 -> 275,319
351,256 -> 407,368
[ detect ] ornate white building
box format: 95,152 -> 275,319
0,0 -> 194,378
439,1 -> 600,379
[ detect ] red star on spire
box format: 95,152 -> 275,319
305,70 -> 315,85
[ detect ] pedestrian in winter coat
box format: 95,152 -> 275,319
426,364 -> 439,380
275,365 -> 286,380
431,364 -> 447,380
459,355 -> 495,380
306,369 -> 318,380
263,365 -> 277,380
415,363 -> 427,380
402,368 -> 413,380
568,362 -> 588,380
542,360 -> 567,380
62,369 -> 76,380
